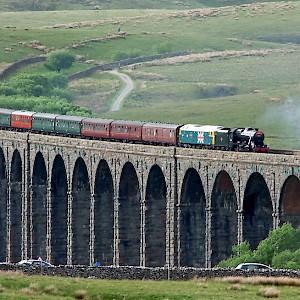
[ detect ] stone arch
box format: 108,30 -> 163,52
145,164 -> 167,267
243,172 -> 272,250
179,168 -> 206,267
51,154 -> 68,265
0,148 -> 7,262
211,170 -> 237,266
94,159 -> 114,266
10,149 -> 22,262
279,175 -> 300,228
118,161 -> 140,266
72,157 -> 90,265
31,152 -> 47,260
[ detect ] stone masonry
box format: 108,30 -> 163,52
0,130 -> 299,267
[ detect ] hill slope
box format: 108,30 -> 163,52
0,2 -> 299,149
0,0 -> 295,11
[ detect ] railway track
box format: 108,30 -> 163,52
268,149 -> 300,156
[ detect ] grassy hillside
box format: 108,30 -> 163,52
0,2 -> 300,149
0,0 -> 296,11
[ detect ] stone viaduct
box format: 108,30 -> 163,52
0,130 -> 299,268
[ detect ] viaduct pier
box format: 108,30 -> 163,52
0,130 -> 299,267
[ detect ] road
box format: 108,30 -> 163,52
110,70 -> 134,111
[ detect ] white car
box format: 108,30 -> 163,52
17,259 -> 54,267
235,263 -> 272,271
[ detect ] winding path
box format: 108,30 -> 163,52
110,70 -> 134,111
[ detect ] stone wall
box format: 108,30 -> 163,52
0,51 -> 189,81
0,56 -> 46,80
0,264 -> 299,280
67,51 -> 189,80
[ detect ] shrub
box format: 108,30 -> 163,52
0,95 -> 92,116
153,41 -> 172,54
218,223 -> 300,269
0,85 -> 16,96
52,88 -> 73,101
217,241 -> 254,268
48,73 -> 69,88
197,85 -> 237,99
112,50 -> 128,61
0,73 -> 71,100
253,223 -> 298,265
112,49 -> 142,61
272,248 -> 300,270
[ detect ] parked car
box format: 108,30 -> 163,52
235,263 -> 272,271
17,259 -> 54,267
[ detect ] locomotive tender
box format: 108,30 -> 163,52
0,108 -> 267,152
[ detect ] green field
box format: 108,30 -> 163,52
0,271 -> 299,300
0,0 -> 297,11
0,1 -> 300,149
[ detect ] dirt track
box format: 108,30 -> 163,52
110,70 -> 133,111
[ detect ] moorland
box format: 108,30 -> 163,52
0,2 -> 300,298
0,0 -> 300,150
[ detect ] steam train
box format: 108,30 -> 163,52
0,108 -> 268,152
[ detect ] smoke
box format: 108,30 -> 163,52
257,97 -> 300,149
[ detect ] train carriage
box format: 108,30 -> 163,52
11,110 -> 35,130
179,124 -> 223,147
55,115 -> 84,136
0,106 -> 268,153
81,118 -> 114,139
110,120 -> 145,142
0,108 -> 13,128
142,122 -> 181,145
32,112 -> 59,133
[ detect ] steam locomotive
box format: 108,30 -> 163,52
0,108 -> 268,152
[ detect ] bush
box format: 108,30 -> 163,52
272,248 -> 300,270
197,85 -> 238,99
51,88 -> 73,101
217,241 -> 255,268
112,49 -> 142,61
218,223 -> 300,269
48,73 -> 69,88
153,41 -> 172,54
0,73 -> 71,100
253,223 -> 299,265
0,95 -> 92,116
0,85 -> 16,96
